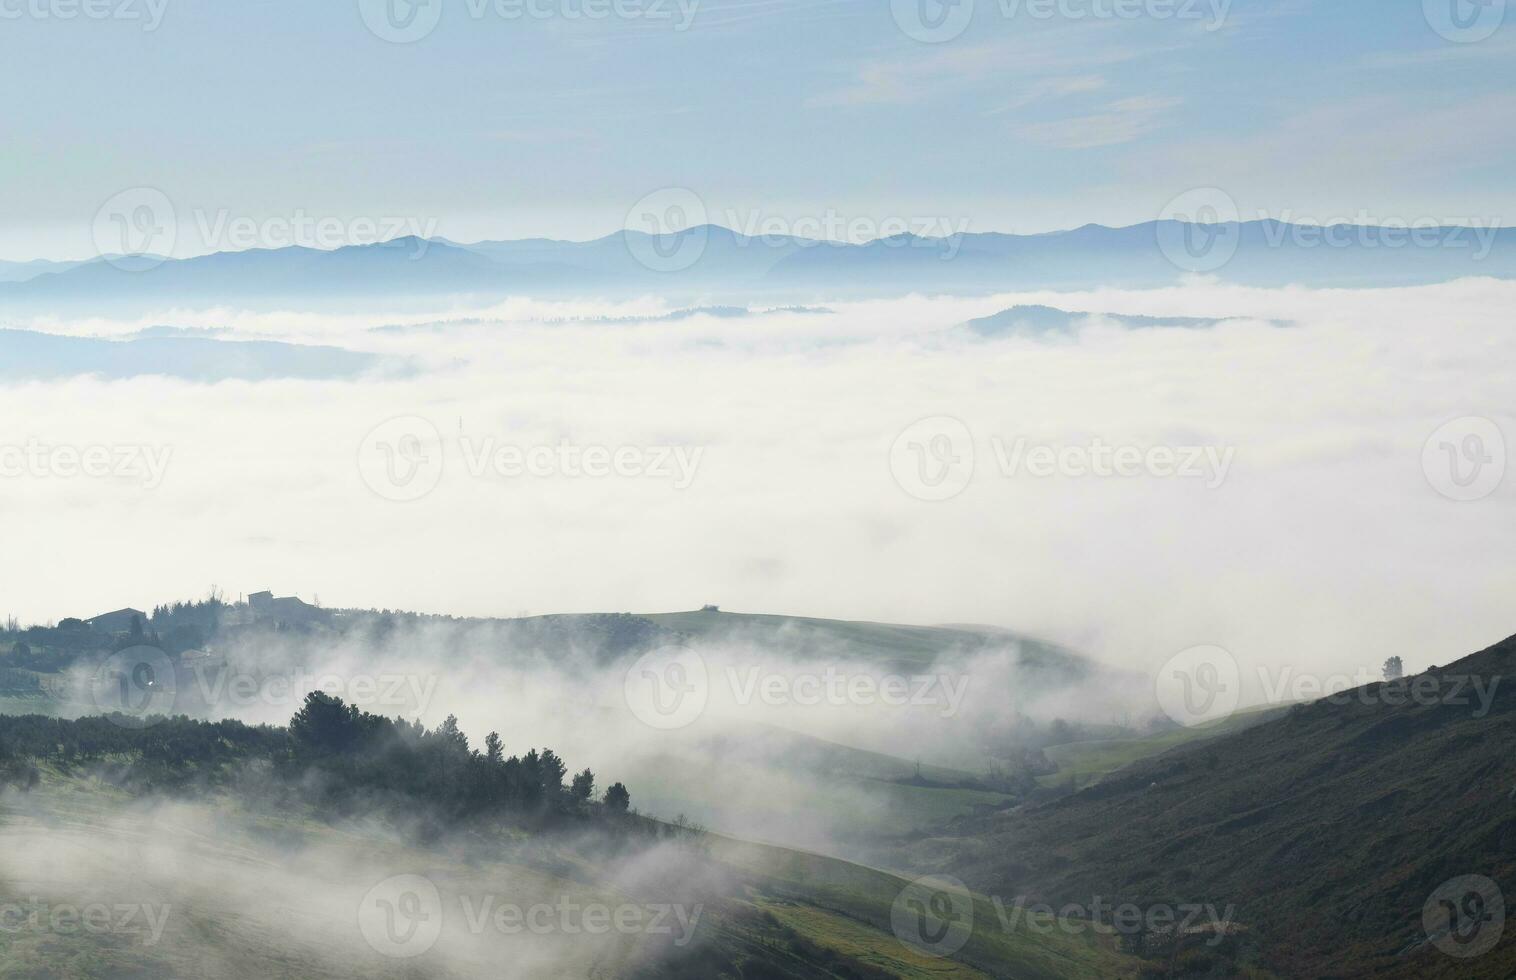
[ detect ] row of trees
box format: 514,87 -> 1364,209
0,692 -> 631,830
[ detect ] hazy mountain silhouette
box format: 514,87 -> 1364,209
960,304 -> 1284,337
4,220 -> 1512,313
0,329 -> 400,382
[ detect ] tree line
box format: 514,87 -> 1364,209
0,691 -> 630,830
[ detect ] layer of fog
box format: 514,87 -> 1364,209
0,781 -> 719,979
4,277 -> 1514,702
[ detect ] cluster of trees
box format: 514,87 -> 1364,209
0,712 -> 283,790
149,595 -> 226,637
286,691 -> 630,822
0,692 -> 631,831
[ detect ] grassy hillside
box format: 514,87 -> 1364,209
0,769 -> 1141,979
713,837 -> 1139,980
621,722 -> 1017,855
644,610 -> 1089,677
1038,706 -> 1291,791
904,633 -> 1516,978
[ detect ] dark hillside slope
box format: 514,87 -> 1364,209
905,634 -> 1516,978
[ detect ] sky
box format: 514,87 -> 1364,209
3,0 -> 1515,260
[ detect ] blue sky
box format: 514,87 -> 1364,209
2,0 -> 1513,259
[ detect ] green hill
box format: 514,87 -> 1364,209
644,610 -> 1089,678
619,722 -> 1018,857
902,633 -> 1516,978
1038,706 -> 1291,792
0,768 -> 1141,979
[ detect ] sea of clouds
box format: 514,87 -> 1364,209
3,277 -> 1513,698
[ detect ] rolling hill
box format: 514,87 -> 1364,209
644,609 -> 1089,678
901,632 -> 1516,978
0,767 -> 1142,979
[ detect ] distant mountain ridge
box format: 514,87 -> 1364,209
4,219 -> 1513,313
960,304 -> 1273,337
0,329 -> 398,382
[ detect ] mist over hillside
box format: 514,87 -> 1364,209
898,633 -> 1516,978
2,594 -> 1166,862
8,0 -> 1516,973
